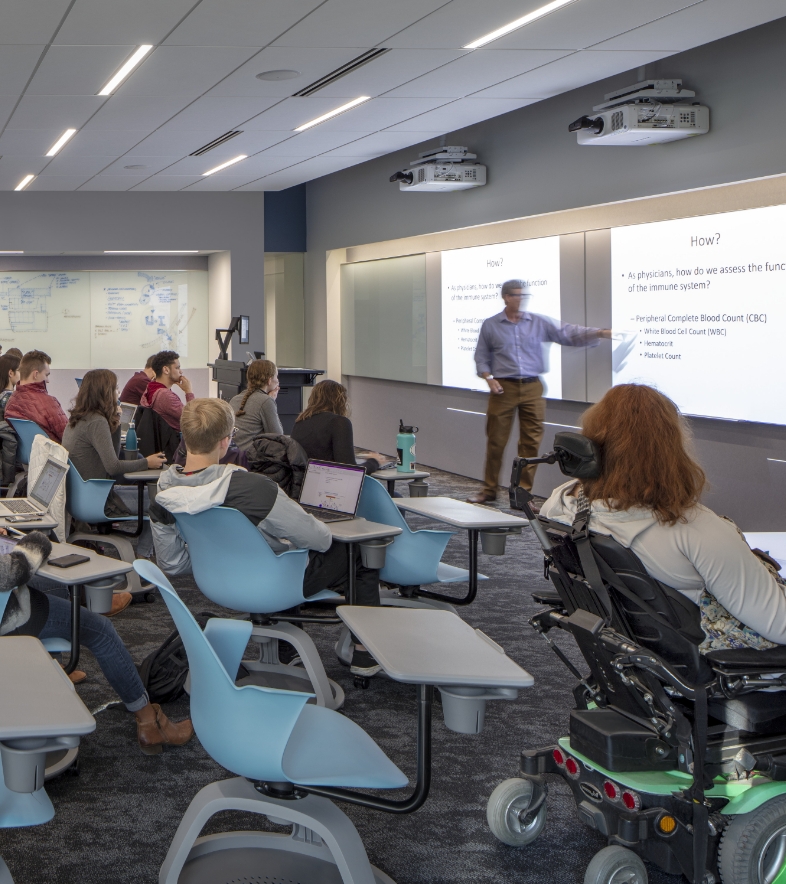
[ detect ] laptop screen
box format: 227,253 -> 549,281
119,403 -> 137,426
30,459 -> 68,508
299,460 -> 366,516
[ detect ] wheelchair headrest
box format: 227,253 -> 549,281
553,432 -> 602,480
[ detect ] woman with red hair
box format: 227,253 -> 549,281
541,384 -> 786,651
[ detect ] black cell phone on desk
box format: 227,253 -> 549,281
4,515 -> 42,523
48,554 -> 90,568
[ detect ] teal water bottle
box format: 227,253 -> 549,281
125,420 -> 137,453
396,420 -> 418,473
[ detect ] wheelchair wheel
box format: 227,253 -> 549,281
583,846 -> 648,884
486,777 -> 546,847
719,794 -> 786,884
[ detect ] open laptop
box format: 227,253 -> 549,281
298,459 -> 366,523
0,458 -> 68,518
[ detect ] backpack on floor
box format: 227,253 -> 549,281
137,610 -> 215,703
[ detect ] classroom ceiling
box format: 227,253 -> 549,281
0,0 -> 781,193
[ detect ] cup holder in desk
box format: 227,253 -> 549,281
408,479 -> 429,498
84,576 -> 125,614
359,537 -> 395,569
437,685 -> 519,734
479,526 -> 522,556
1,735 -> 79,793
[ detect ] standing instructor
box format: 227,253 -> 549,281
470,279 -> 610,503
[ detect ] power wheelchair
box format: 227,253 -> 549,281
486,432 -> 786,884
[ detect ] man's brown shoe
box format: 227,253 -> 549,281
105,591 -> 132,617
63,666 -> 86,684
136,703 -> 194,755
467,492 -> 497,504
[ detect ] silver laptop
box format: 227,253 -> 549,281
299,459 -> 366,523
0,458 -> 68,517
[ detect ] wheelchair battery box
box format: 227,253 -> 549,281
570,708 -> 675,772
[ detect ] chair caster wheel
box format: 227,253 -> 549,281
143,592 -> 156,603
354,676 -> 370,689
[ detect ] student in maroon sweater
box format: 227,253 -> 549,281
139,350 -> 194,431
119,354 -> 156,405
5,350 -> 68,442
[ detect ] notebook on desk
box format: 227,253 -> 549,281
298,459 -> 366,523
0,458 -> 68,518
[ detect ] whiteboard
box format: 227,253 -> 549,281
0,270 -> 208,370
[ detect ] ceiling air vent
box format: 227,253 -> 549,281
293,48 -> 390,97
189,130 -> 243,157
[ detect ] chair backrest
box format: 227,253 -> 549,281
65,460 -> 114,524
134,560 -> 310,781
8,419 -> 47,465
356,476 -> 410,532
135,405 -> 180,460
0,588 -> 11,622
173,507 -> 310,614
543,519 -> 711,686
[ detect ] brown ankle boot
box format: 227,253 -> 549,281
136,704 -> 194,755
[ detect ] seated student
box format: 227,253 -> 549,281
63,368 -> 166,516
150,398 -> 382,676
540,383 -> 786,651
0,353 -> 21,420
119,355 -> 156,405
1,529 -> 193,754
291,380 -> 384,473
4,348 -> 23,360
5,349 -> 69,442
139,350 -> 194,431
229,359 -> 282,450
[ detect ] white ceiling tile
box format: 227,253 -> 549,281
0,129 -> 65,157
474,50 -> 677,99
387,49 -> 574,98
386,97 -> 538,131
490,0 -> 698,50
207,48 -> 373,97
0,157 -> 51,191
86,96 -> 191,130
118,46 -> 260,100
321,130 -> 445,157
6,95 -> 106,130
593,0 -> 786,51
272,0 -> 450,48
163,153 -> 294,178
0,0 -> 74,44
183,173 -> 273,191
165,0 -> 324,47
65,128 -> 151,156
131,125 -> 289,157
42,154 -> 118,177
385,0 -> 560,50
129,175 -> 204,191
26,45 -> 135,96
255,129 -> 369,157
0,46 -> 46,96
316,49 -> 468,97
0,98 -> 20,127
242,95 -> 360,130
26,175 -> 89,191
98,156 -> 182,176
78,176 -> 143,190
166,96 -> 282,132
55,0 -> 201,45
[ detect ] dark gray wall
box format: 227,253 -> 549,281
306,17 -> 786,530
0,192 -> 265,355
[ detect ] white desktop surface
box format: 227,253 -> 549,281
369,469 -> 431,482
0,514 -> 58,531
338,607 -> 533,687
122,469 -> 166,482
395,497 -> 527,529
0,637 -> 95,739
744,532 -> 786,570
329,518 -> 403,543
38,543 -> 133,584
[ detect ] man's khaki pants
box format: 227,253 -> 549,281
482,378 -> 545,496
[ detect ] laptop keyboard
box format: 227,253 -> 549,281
308,508 -> 350,523
3,500 -> 37,514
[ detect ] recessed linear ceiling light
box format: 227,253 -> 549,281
295,96 -> 370,132
104,250 -> 200,254
46,128 -> 77,157
202,155 -> 247,176
0,251 -> 23,255
464,0 -> 580,48
14,175 -> 35,191
98,45 -> 153,96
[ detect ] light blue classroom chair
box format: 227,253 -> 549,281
173,506 -> 344,709
135,560 -> 406,884
7,419 -> 47,467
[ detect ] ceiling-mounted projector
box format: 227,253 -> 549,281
569,79 -> 709,145
389,146 -> 486,192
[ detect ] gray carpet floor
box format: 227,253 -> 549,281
0,466 -> 679,884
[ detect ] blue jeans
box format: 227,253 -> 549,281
37,594 -> 148,712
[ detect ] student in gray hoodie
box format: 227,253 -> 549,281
149,397 -> 382,676
540,384 -> 786,652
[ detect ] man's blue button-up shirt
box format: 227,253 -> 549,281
474,310 -> 602,378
